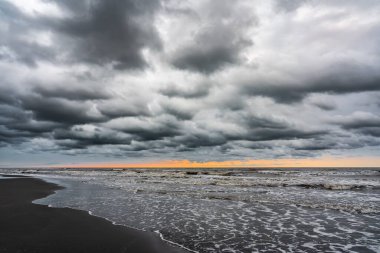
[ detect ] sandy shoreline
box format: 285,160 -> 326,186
0,176 -> 186,253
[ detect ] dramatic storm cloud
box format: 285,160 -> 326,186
0,0 -> 380,166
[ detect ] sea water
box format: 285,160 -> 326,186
3,168 -> 380,253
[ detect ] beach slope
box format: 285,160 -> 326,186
0,177 -> 186,253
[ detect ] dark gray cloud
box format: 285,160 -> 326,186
338,113 -> 380,130
331,112 -> 380,138
0,1 -> 56,66
0,40 -> 55,67
358,128 -> 380,137
245,128 -> 324,142
170,32 -> 249,73
53,126 -> 132,149
0,0 -> 161,69
174,133 -> 227,148
0,105 -> 28,124
12,120 -> 62,134
0,86 -> 20,107
231,112 -> 326,142
0,82 -> 110,146
161,105 -> 194,120
97,100 -> 151,118
52,0 -> 161,69
230,111 -> 326,142
168,0 -> 254,73
275,0 -> 308,12
311,101 -> 336,111
105,116 -> 183,142
241,64 -> 380,103
292,141 -> 336,151
0,126 -> 29,144
33,85 -> 110,101
21,95 -> 106,124
160,83 -> 210,98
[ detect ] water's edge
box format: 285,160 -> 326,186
34,176 -> 196,253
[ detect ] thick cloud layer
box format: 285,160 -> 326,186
1,0 -> 380,165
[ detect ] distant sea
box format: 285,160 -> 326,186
2,167 -> 380,253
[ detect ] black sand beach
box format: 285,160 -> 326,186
0,177 -> 186,253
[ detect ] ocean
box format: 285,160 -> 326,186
2,168 -> 380,252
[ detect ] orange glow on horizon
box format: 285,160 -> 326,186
52,156 -> 380,168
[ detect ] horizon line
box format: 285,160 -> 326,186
1,157 -> 380,169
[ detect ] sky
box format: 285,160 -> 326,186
0,0 -> 380,168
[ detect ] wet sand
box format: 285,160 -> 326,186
0,177 -> 186,253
